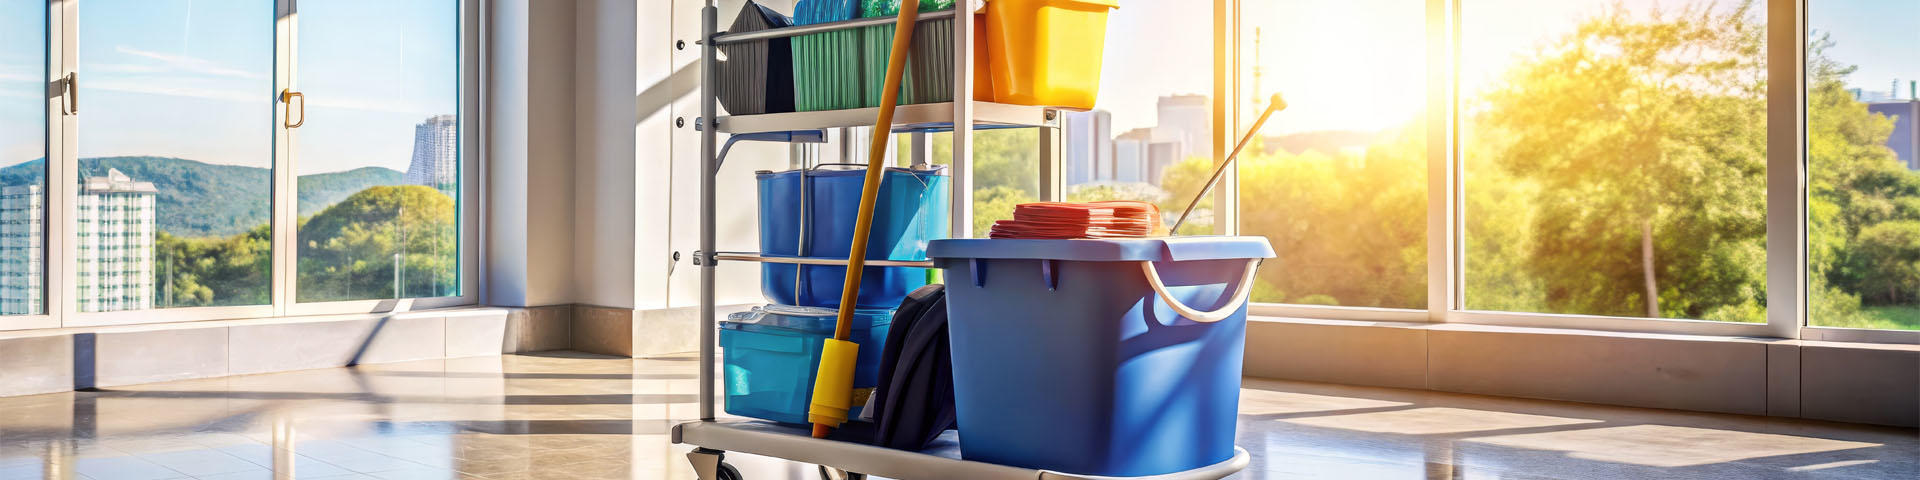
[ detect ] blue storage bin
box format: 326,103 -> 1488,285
757,165 -> 949,308
928,237 -> 1274,476
720,305 -> 894,424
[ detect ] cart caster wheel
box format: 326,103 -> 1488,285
818,465 -> 866,480
717,462 -> 743,480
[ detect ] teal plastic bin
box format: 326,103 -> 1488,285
720,305 -> 893,424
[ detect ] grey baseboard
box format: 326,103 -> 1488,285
0,307 -> 570,398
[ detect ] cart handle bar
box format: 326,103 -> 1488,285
711,9 -> 956,45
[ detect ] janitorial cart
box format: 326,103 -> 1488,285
673,1 -> 1262,479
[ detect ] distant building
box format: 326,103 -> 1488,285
74,169 -> 158,313
1155,94 -> 1211,162
1114,127 -> 1153,184
1870,100 -> 1919,170
0,169 -> 161,314
0,184 -> 43,315
404,114 -> 459,196
1147,141 -> 1180,187
1063,110 -> 1113,186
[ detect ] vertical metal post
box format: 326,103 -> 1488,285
909,131 -> 929,167
1764,0 -> 1805,340
1038,125 -> 1062,201
698,3 -> 719,421
950,0 -> 975,238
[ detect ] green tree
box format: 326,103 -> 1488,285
1854,221 -> 1920,304
1470,2 -> 1768,321
1223,131 -> 1428,307
925,129 -> 1040,236
297,185 -> 458,302
153,224 -> 271,307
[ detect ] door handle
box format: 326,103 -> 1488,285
62,73 -> 77,115
280,89 -> 305,128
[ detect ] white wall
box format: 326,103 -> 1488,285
662,0 -> 794,309
575,0 -> 639,309
634,0 -> 679,310
491,0 -> 791,311
487,0 -> 576,307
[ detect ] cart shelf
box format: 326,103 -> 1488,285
715,101 -> 1069,135
674,420 -> 1250,480
712,252 -> 935,268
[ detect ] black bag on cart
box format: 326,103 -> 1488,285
829,284 -> 956,451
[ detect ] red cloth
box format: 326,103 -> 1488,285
987,201 -> 1163,239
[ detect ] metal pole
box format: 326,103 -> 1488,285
698,3 -> 719,422
1170,94 -> 1285,235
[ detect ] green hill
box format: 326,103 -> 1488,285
0,157 -> 406,238
296,166 -> 408,217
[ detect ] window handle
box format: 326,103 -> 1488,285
280,89 -> 305,128
62,73 -> 77,115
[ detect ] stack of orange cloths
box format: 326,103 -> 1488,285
988,201 -> 1163,239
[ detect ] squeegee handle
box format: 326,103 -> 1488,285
812,0 -> 922,440
1170,94 -> 1288,235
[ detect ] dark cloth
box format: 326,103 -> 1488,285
839,284 -> 956,451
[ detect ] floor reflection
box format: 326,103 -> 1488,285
0,353 -> 1911,480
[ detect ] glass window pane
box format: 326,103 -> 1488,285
0,0 -> 46,315
925,129 -> 1040,238
79,0 -> 273,311
1236,0 -> 1428,308
1461,1 -> 1768,321
1807,1 -> 1920,331
295,0 -> 460,302
1061,2 -> 1212,235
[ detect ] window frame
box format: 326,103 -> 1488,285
278,0 -> 481,317
0,0 -> 64,331
1216,0 -> 1914,343
0,0 -> 481,331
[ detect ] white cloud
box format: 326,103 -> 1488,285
86,63 -> 168,75
112,46 -> 268,80
86,80 -> 259,103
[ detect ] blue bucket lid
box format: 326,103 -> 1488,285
722,305 -> 894,334
927,236 -> 1275,262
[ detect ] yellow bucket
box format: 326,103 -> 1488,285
982,0 -> 1117,109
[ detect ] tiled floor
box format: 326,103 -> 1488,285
0,352 -> 1913,479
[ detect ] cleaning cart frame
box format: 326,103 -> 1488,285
675,2 -> 1248,479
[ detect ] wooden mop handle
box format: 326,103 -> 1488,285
813,0 -> 922,439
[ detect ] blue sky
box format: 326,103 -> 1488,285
0,0 -> 456,173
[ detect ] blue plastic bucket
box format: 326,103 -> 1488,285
757,166 -> 949,308
720,305 -> 893,424
929,237 -> 1274,476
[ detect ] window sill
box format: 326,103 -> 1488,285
0,305 -> 506,340
1243,315 -> 1920,427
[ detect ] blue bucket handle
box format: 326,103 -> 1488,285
1140,259 -> 1262,323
